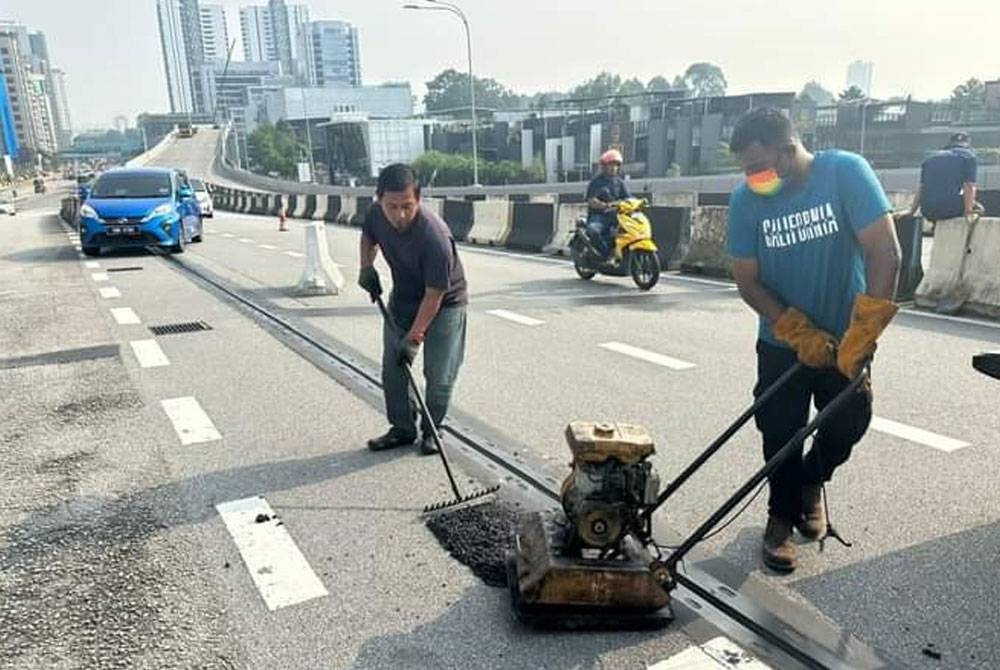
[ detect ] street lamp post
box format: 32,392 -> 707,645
403,0 -> 479,186
301,89 -> 316,183
859,98 -> 869,157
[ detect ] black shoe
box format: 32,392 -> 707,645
418,433 -> 440,456
367,429 -> 416,451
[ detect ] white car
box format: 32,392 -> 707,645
0,194 -> 15,216
189,178 -> 213,218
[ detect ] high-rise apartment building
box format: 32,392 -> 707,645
305,20 -> 361,87
200,4 -> 230,61
156,0 -> 209,113
846,61 -> 874,97
239,1 -> 309,81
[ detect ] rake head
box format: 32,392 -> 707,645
422,484 -> 501,515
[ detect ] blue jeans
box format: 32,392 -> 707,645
382,302 -> 467,437
586,214 -> 614,257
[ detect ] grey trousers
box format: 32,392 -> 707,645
382,302 -> 467,437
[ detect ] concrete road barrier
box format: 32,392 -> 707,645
468,199 -> 513,246
915,217 -> 973,313
323,195 -> 340,222
697,192 -> 730,207
338,195 -> 357,224
980,190 -> 1000,217
545,202 -> 588,255
652,192 -> 697,208
294,221 -> 345,296
680,206 -> 732,277
302,194 -> 317,219
351,196 -> 373,226
506,202 -> 555,251
443,199 -> 473,241
962,217 -> 1000,318
646,206 -> 692,271
313,195 -> 328,221
422,198 -> 444,220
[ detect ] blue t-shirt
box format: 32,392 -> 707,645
726,150 -> 891,345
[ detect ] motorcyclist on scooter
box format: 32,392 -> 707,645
586,149 -> 631,260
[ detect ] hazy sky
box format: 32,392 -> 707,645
5,0 -> 999,130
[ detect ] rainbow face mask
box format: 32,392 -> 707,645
746,169 -> 784,197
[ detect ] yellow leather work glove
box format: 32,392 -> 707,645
837,295 -> 899,379
772,308 -> 838,369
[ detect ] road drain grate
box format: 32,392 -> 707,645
107,267 -> 144,273
149,321 -> 213,336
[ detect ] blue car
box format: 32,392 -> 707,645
79,167 -> 203,257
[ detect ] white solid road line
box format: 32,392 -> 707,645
486,309 -> 544,326
871,417 -> 970,453
129,339 -> 170,368
284,251 -> 304,258
900,307 -> 1000,332
84,261 -> 100,269
160,396 -> 222,445
599,341 -> 696,371
91,272 -> 109,282
216,496 -> 329,611
258,243 -> 277,250
98,287 -> 122,299
110,307 -> 141,325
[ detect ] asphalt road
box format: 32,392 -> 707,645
164,202 -> 1000,670
4,136 -> 996,669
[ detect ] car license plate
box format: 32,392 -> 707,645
108,225 -> 139,236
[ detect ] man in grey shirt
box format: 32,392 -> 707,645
358,164 -> 468,455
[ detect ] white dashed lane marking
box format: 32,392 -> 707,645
599,341 -> 696,371
258,244 -> 277,250
84,261 -> 100,269
160,397 -> 222,445
98,287 -> 121,299
216,496 -> 328,611
91,272 -> 109,282
284,251 -> 304,258
486,309 -> 544,326
239,238 -> 254,244
871,417 -> 970,453
221,232 -> 235,238
129,339 -> 170,368
110,307 -> 141,325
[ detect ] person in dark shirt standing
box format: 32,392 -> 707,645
358,164 -> 468,456
906,132 -> 979,222
726,108 -> 902,573
585,149 -> 631,259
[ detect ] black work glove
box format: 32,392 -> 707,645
398,335 -> 420,367
358,266 -> 382,301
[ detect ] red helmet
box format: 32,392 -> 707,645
599,149 -> 623,165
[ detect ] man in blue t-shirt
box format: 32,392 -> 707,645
906,132 -> 979,222
726,108 -> 902,573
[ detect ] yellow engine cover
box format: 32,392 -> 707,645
564,421 -> 655,465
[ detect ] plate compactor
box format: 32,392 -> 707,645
508,361 -> 871,630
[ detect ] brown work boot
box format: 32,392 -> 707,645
797,484 -> 827,541
762,515 -> 797,573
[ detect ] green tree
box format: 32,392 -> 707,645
618,77 -> 646,96
839,85 -> 866,102
951,78 -> 986,107
799,81 -> 835,105
682,63 -> 727,98
570,71 -> 624,99
411,151 -> 543,186
646,75 -> 673,92
247,121 -> 304,178
424,68 -> 520,112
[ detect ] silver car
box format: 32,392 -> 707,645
189,178 -> 213,218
